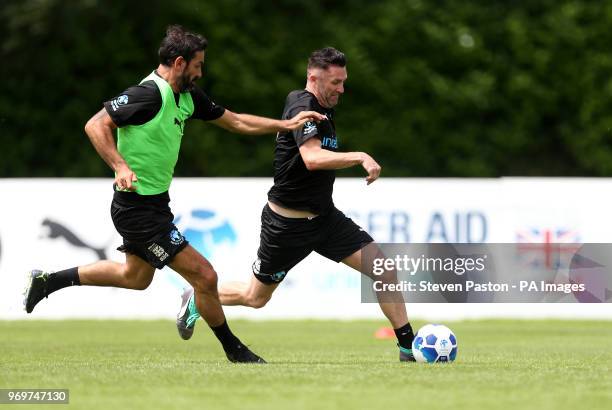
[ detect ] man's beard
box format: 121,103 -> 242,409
179,74 -> 196,92
318,84 -> 338,108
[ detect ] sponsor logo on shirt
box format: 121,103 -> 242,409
110,94 -> 129,111
322,136 -> 338,149
174,117 -> 185,134
303,121 -> 317,135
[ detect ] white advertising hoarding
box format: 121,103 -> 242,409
0,178 -> 610,320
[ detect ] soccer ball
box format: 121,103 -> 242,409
412,324 -> 458,363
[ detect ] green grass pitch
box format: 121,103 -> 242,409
1,319 -> 611,410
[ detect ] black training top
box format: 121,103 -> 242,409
103,71 -> 225,127
267,90 -> 338,215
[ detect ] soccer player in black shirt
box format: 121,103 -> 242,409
23,25 -> 325,364
177,47 -> 416,362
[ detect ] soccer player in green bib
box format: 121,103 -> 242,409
23,25 -> 325,363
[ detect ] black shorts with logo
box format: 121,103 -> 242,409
110,189 -> 188,269
253,203 -> 373,284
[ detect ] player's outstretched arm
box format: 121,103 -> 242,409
84,108 -> 137,190
298,138 -> 381,185
210,109 -> 326,135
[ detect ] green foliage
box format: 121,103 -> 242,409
2,0 -> 612,177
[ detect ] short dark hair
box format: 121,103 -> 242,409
158,25 -> 208,66
307,47 -> 346,70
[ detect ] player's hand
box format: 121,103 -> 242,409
360,153 -> 381,185
115,164 -> 138,191
282,110 -> 327,130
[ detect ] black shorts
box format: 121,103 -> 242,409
253,203 -> 373,284
110,189 -> 188,269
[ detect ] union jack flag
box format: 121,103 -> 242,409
515,228 -> 581,269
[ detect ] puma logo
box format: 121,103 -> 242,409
40,218 -> 108,260
174,117 -> 185,134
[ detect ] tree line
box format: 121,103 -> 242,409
2,0 -> 611,177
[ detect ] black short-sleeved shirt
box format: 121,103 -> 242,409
103,71 -> 225,127
267,90 -> 338,215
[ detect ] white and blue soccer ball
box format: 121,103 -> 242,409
412,324 -> 458,363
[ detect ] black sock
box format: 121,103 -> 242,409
394,323 -> 414,350
210,320 -> 241,351
47,267 -> 80,295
